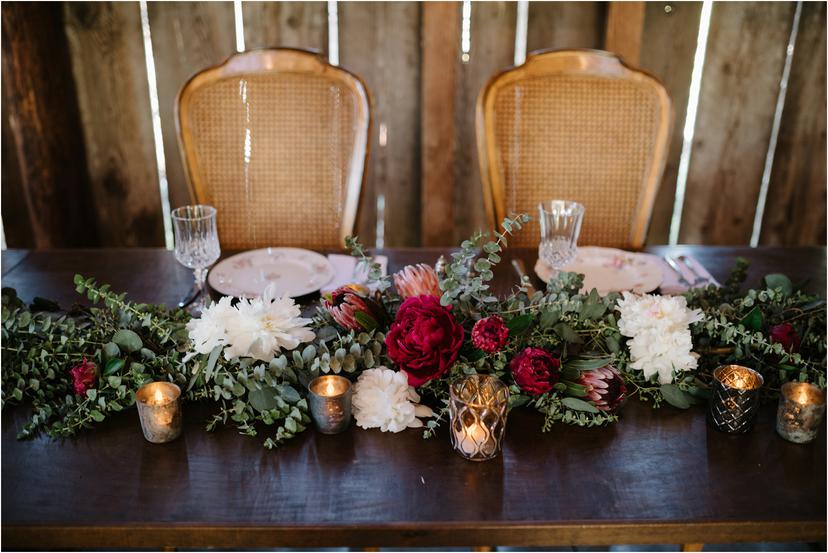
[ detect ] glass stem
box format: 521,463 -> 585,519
194,267 -> 207,292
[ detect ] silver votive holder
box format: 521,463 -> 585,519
708,365 -> 764,434
136,381 -> 182,443
449,374 -> 510,461
776,382 -> 826,444
308,375 -> 352,434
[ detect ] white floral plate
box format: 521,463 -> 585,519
208,247 -> 335,299
534,246 -> 663,294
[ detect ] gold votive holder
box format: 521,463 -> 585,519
136,381 -> 182,443
308,375 -> 352,434
708,365 -> 764,434
449,374 -> 510,461
776,382 -> 826,444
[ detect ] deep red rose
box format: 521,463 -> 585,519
769,323 -> 801,353
472,315 -> 509,353
385,295 -> 464,387
578,365 -> 627,412
70,357 -> 98,396
510,347 -> 561,395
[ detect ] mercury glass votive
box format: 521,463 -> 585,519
708,365 -> 764,434
136,382 -> 182,443
308,375 -> 352,434
776,382 -> 826,444
449,374 -> 510,461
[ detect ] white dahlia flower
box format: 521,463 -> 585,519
352,367 -> 433,432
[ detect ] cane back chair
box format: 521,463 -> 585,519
177,48 -> 371,249
476,49 -> 672,249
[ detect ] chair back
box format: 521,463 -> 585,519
177,48 -> 370,249
476,49 -> 672,248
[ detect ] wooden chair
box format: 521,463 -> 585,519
476,49 -> 672,249
177,48 -> 371,250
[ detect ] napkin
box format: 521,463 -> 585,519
321,254 -> 389,295
658,255 -> 720,295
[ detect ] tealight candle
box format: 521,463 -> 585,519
449,374 -> 509,461
708,365 -> 764,434
776,382 -> 826,444
136,381 -> 182,443
308,375 -> 352,434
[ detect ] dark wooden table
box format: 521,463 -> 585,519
2,246 -> 826,549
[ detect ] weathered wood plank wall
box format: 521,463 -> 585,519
1,1 -> 825,250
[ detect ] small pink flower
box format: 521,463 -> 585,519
393,264 -> 441,299
323,284 -> 387,331
472,315 -> 509,353
70,357 -> 98,396
510,347 -> 561,396
769,323 -> 801,353
578,365 -> 627,412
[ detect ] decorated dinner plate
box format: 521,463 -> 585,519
534,246 -> 663,294
208,247 -> 335,299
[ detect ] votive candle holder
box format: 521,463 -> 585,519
708,365 -> 764,434
136,381 -> 182,443
308,375 -> 352,434
449,374 -> 510,461
776,382 -> 826,444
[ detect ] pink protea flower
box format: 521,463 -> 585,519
393,264 -> 441,299
69,357 -> 99,396
578,365 -> 627,412
323,284 -> 387,331
472,315 -> 509,353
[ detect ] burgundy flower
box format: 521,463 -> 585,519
323,284 -> 387,331
578,365 -> 627,412
70,357 -> 98,396
472,315 -> 509,353
394,264 -> 441,299
769,323 -> 801,353
386,295 -> 464,387
510,347 -> 561,396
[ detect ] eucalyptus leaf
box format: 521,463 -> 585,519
249,386 -> 280,412
103,358 -> 125,376
764,273 -> 793,296
561,397 -> 599,413
112,329 -> 143,353
659,384 -> 691,409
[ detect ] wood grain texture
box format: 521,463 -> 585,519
455,1 -> 515,243
63,2 -> 164,247
641,2 -> 703,245
679,2 -> 795,245
527,2 -> 606,52
760,1 -> 827,246
421,2 -> 459,246
339,2 -> 421,247
604,1 -> 646,66
147,2 -> 236,211
0,2 -> 98,248
1,246 -> 826,549
242,1 -> 327,53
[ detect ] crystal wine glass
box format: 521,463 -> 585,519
172,205 -> 221,314
538,200 -> 585,275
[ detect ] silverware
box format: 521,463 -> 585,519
678,255 -> 709,286
434,255 -> 447,276
664,255 -> 692,288
511,258 -> 537,296
178,285 -> 200,309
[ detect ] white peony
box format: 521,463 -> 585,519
352,367 -> 433,432
617,292 -> 704,384
186,283 -> 315,362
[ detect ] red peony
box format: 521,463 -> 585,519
510,347 -> 561,395
323,284 -> 387,331
385,295 -> 464,387
472,315 -> 509,353
578,365 -> 627,412
69,357 -> 98,396
769,323 -> 801,353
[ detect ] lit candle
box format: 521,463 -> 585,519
776,382 -> 826,444
449,374 -> 509,461
308,375 -> 352,435
708,365 -> 763,434
456,421 -> 495,456
136,381 -> 182,443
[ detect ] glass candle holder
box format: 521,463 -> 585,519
308,375 -> 352,434
449,374 -> 510,461
776,382 -> 826,444
708,365 -> 764,434
136,382 -> 182,443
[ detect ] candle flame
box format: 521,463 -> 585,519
153,388 -> 165,404
325,379 -> 337,396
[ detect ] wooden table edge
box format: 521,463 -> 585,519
3,520 -> 825,548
